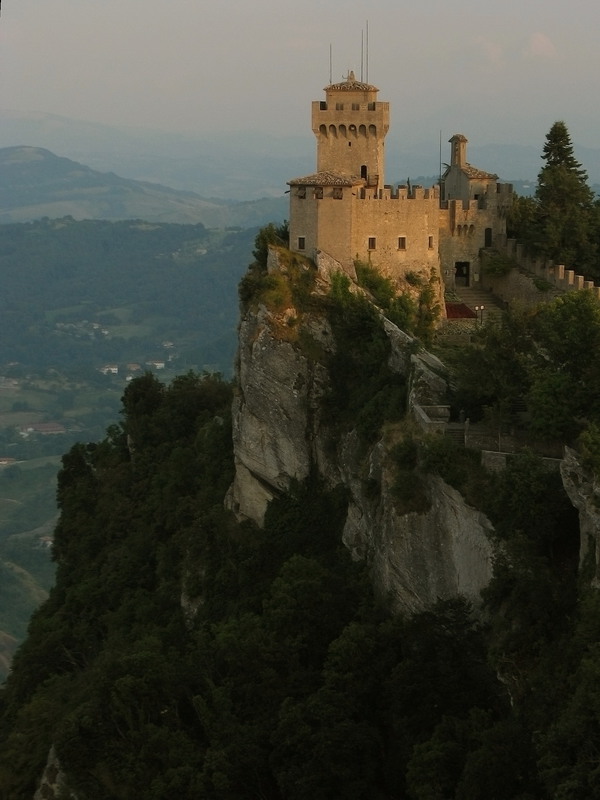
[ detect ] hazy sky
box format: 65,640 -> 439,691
2,0 -> 600,149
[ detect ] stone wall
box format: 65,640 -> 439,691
490,237 -> 600,304
290,185 -> 443,285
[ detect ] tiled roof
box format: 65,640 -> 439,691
326,71 -> 378,92
288,171 -> 362,187
462,163 -> 498,180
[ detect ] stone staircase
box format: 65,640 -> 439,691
454,284 -> 504,323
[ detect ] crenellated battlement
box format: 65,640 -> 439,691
359,185 -> 440,201
289,74 -> 509,293
493,238 -> 600,301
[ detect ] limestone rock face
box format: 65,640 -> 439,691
229,248 -> 494,613
561,446 -> 600,585
341,463 -> 494,614
34,746 -> 78,800
228,301 -> 336,525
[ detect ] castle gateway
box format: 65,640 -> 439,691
288,72 -> 512,291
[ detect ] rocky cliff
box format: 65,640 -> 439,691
228,248 -> 494,614
561,445 -> 600,585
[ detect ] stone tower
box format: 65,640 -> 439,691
288,74 -> 510,294
312,71 -> 389,187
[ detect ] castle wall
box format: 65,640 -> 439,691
349,188 -> 440,281
485,238 -> 600,305
438,186 -> 512,288
289,76 -> 511,298
289,186 -> 355,271
290,185 -> 441,283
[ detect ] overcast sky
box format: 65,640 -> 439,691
2,0 -> 600,150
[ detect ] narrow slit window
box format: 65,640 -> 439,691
298,237 -> 306,251
428,235 -> 434,249
368,237 -> 377,250
398,236 -> 406,250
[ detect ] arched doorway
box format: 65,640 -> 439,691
455,261 -> 470,287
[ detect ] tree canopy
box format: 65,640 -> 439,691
509,121 -> 600,278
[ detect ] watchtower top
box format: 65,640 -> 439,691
325,71 -> 379,93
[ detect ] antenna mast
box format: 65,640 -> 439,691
329,44 -> 332,84
366,20 -> 369,83
361,30 -> 364,81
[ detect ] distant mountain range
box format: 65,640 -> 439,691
0,146 -> 287,227
2,116 -> 600,227
0,110 -> 312,201
4,109 -> 600,202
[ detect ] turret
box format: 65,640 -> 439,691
311,71 -> 389,187
449,133 -> 468,168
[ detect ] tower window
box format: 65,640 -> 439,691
314,187 -> 323,199
298,237 -> 306,251
320,101 -> 327,110
368,102 -> 376,111
332,187 -> 343,199
336,102 -> 344,111
398,236 -> 406,250
428,236 -> 434,249
352,103 -> 359,111
368,237 -> 377,250
297,187 -> 306,199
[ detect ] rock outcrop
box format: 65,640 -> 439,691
228,248 -> 494,613
34,747 -> 77,800
561,446 -> 600,585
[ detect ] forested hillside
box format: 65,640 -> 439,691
0,216 -> 252,675
0,146 -> 287,227
2,235 -> 600,796
0,216 -> 250,373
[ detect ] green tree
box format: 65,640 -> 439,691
533,121 -> 597,275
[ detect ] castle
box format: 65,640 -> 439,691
288,72 -> 512,292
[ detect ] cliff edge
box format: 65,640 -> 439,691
228,247 -> 494,614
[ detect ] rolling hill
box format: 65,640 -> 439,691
0,146 -> 287,227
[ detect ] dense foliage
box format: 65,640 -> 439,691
354,260 -> 440,345
4,224 -> 600,797
0,217 -> 252,374
508,121 -> 600,279
0,360 -> 595,799
324,272 -> 407,442
0,373 -> 502,799
452,289 -> 600,443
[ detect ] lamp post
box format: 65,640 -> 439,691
475,304 -> 485,324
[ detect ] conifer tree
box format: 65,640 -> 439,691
534,121 -> 598,275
